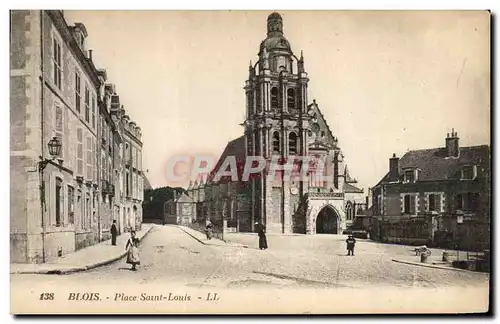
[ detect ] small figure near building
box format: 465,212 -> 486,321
346,235 -> 356,256
111,220 -> 118,246
205,221 -> 214,240
256,222 -> 268,250
125,231 -> 140,271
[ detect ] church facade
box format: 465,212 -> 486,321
187,12 -> 365,234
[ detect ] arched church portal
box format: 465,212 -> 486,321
315,206 -> 339,234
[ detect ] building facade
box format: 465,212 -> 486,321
370,130 -> 491,250
10,10 -> 144,263
188,13 -> 365,234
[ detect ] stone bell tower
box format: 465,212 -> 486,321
243,12 -> 311,233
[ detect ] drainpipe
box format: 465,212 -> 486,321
39,10 -> 46,263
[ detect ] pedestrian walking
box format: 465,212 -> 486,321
125,230 -> 140,271
110,220 -> 118,246
256,222 -> 268,250
205,221 -> 214,240
346,235 -> 356,256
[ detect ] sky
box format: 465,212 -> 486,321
63,10 -> 490,191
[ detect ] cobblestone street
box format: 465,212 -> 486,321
11,225 -> 489,291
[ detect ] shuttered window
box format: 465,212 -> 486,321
77,128 -> 83,176
54,104 -> 63,159
404,194 -> 416,214
428,193 -> 442,212
75,72 -> 81,113
52,37 -> 62,89
91,95 -> 96,129
86,136 -> 92,180
84,85 -> 90,123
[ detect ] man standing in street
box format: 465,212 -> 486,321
111,220 -> 118,246
346,235 -> 356,256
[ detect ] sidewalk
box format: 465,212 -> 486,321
391,256 -> 478,273
10,224 -> 155,275
176,225 -> 248,248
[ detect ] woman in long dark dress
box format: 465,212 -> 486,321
125,230 -> 140,271
256,222 -> 268,250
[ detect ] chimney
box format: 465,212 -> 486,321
389,153 -> 399,182
88,49 -> 93,61
173,190 -> 177,201
445,129 -> 460,157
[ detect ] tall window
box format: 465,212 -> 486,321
456,194 -> 463,210
428,194 -> 436,211
289,132 -> 298,155
256,88 -> 262,113
272,131 -> 280,154
428,193 -> 441,212
52,36 -> 62,89
55,178 -> 63,226
54,104 -> 63,158
464,192 -> 479,212
75,72 -> 81,113
76,128 -> 83,176
85,193 -> 91,229
271,87 -> 279,111
403,194 -> 415,214
86,136 -> 92,180
287,88 -> 296,111
93,139 -> 98,182
346,202 -> 353,220
68,185 -> 74,224
91,95 -> 96,128
84,86 -> 90,122
126,171 -> 130,197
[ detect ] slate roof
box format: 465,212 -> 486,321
143,175 -> 153,190
375,145 -> 490,186
343,182 -> 364,194
165,192 -> 193,205
208,136 -> 247,185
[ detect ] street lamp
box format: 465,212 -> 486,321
39,137 -> 62,171
38,137 -> 62,263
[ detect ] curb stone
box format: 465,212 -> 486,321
177,226 -> 248,248
11,225 -> 155,275
391,258 -> 481,273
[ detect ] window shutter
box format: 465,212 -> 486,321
410,195 -> 416,214
93,138 -> 97,182
435,193 -> 442,213
86,136 -> 92,180
54,105 -> 63,158
400,195 -> 404,213
77,128 -> 83,176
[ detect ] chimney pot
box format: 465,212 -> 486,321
88,49 -> 93,60
445,129 -> 460,157
389,154 -> 400,182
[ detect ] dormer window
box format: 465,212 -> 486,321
403,168 -> 418,183
461,165 -> 477,180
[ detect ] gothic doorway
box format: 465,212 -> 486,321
315,206 -> 339,234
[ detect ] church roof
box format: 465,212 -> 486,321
308,101 -> 337,149
343,182 -> 364,194
344,165 -> 357,183
166,192 -> 194,205
208,136 -> 246,185
143,175 -> 153,190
